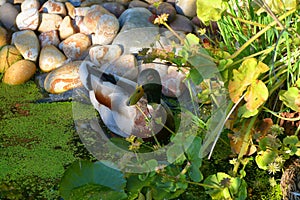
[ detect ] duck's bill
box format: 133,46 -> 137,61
127,85 -> 144,106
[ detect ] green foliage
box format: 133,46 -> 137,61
179,33 -> 218,85
255,126 -> 300,174
204,172 -> 247,200
126,165 -> 188,200
244,161 -> 282,200
60,160 -> 188,200
2,0 -> 299,199
279,87 -> 300,112
60,121 -> 203,199
255,150 -> 277,170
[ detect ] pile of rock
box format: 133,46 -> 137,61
0,0 -> 200,98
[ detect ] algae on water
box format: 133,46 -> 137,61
0,81 -> 82,199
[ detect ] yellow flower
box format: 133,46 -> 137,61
154,13 -> 169,25
129,140 -> 142,151
126,135 -> 136,143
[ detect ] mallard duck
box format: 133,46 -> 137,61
79,61 -> 175,144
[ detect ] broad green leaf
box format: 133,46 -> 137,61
127,165 -> 187,200
238,104 -> 259,118
290,145 -> 298,155
204,172 -> 247,200
69,184 -> 127,200
244,80 -> 268,112
126,173 -> 155,198
219,59 -> 233,71
186,136 -> 203,182
256,0 -> 297,15
59,160 -> 127,200
279,87 -> 300,111
229,58 -> 269,103
140,159 -> 158,172
180,33 -> 218,82
185,33 -> 200,46
255,150 -> 277,170
189,68 -> 203,85
167,144 -> 186,164
196,0 -> 228,25
229,178 -> 247,200
283,135 -> 299,146
189,164 -> 203,183
187,50 -> 218,80
259,136 -> 281,151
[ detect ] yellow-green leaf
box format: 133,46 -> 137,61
279,87 -> 300,112
244,80 -> 268,112
296,79 -> 300,88
196,0 -> 228,25
238,104 -> 259,118
228,58 -> 269,103
256,0 -> 297,15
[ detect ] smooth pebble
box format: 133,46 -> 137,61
3,60 -> 36,85
44,61 -> 83,93
0,45 -> 22,73
39,45 -> 67,72
16,8 -> 39,30
89,44 -> 122,66
12,30 -> 40,62
59,33 -> 91,60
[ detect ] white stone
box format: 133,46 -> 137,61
40,0 -> 66,15
59,16 -> 75,40
175,0 -> 197,17
12,30 -> 40,62
89,45 -> 122,66
38,13 -> 63,32
92,14 -> 119,45
39,45 -> 67,72
16,8 -> 39,30
21,0 -> 40,11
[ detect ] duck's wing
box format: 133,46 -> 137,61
89,89 -> 130,138
79,61 -> 137,93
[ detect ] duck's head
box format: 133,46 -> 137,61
127,68 -> 162,105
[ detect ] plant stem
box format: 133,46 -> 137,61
162,22 -> 184,44
229,46 -> 274,67
228,9 -> 296,60
187,178 -> 221,189
177,161 -> 191,178
232,115 -> 257,176
226,12 -> 282,29
263,106 -> 300,121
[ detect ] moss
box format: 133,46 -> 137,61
0,81 -> 84,199
245,161 -> 282,200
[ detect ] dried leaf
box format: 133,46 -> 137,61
228,133 -> 257,156
256,118 -> 274,139
244,80 -> 268,112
